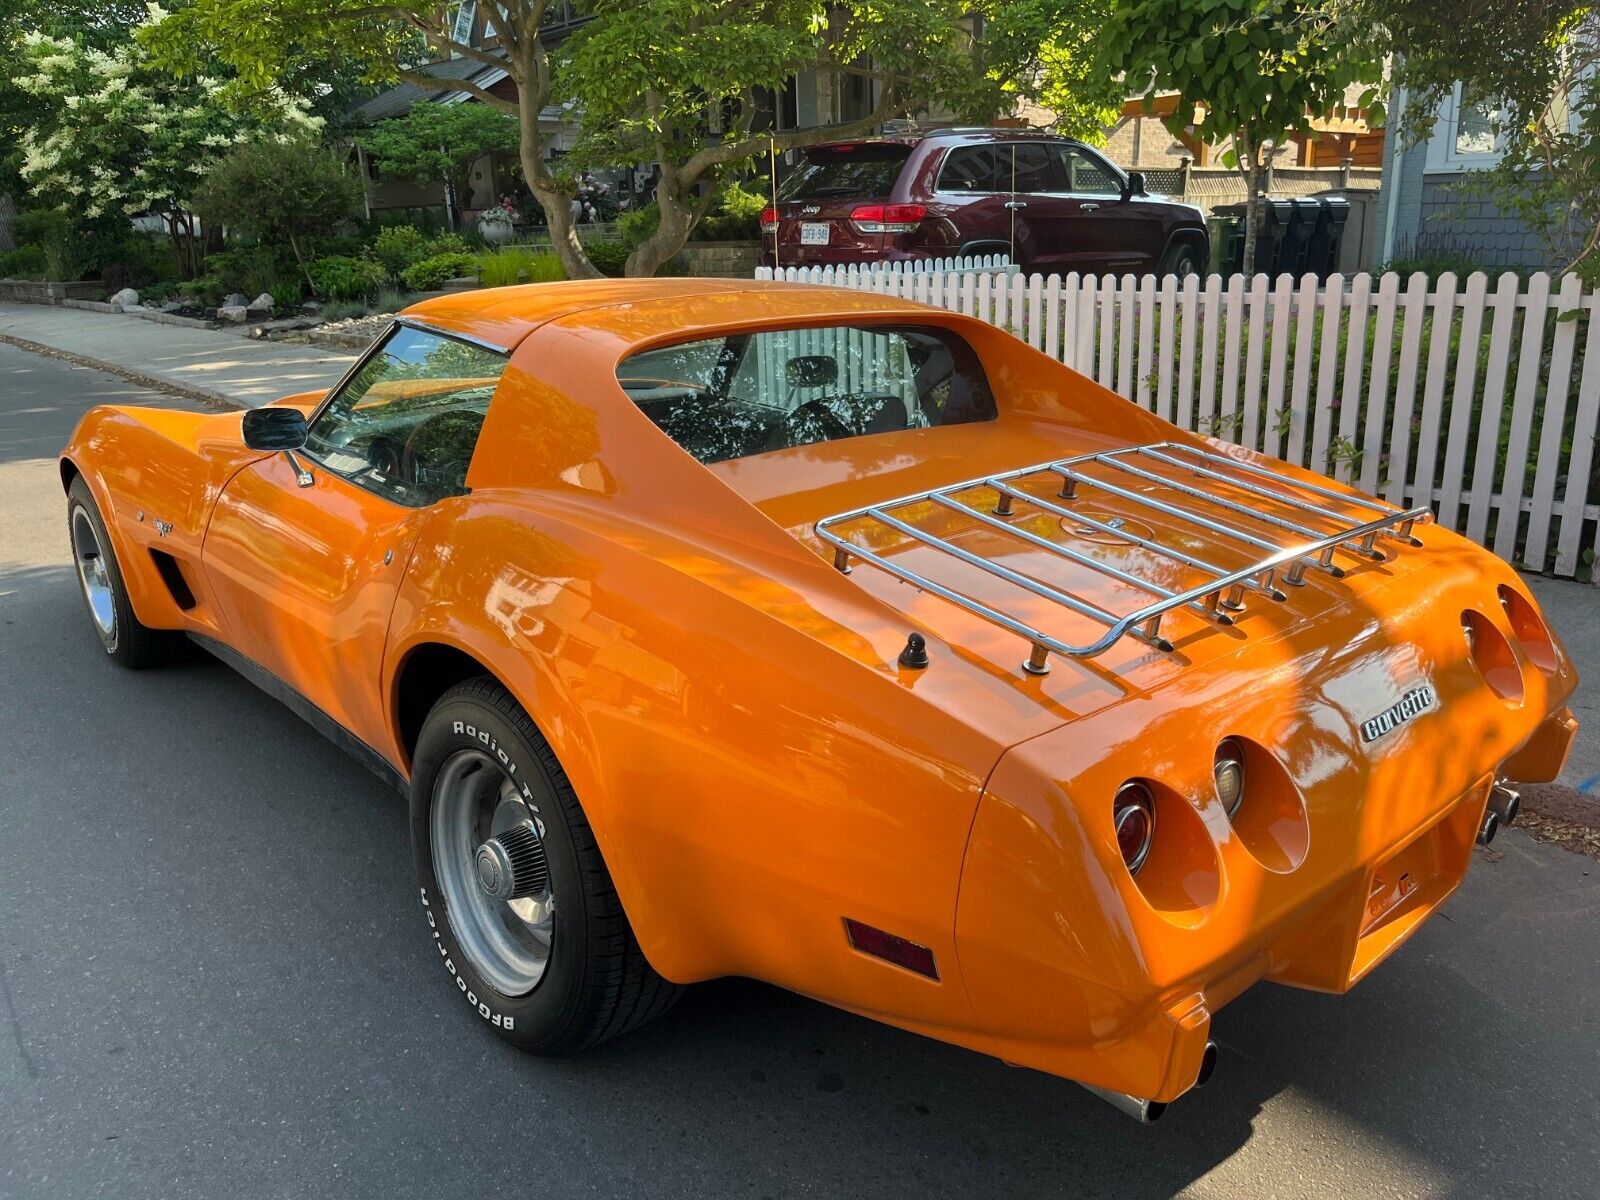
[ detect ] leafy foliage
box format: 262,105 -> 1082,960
401,251 -> 476,291
307,254 -> 388,300
194,139 -> 363,293
1097,1 -> 1385,266
12,27 -> 319,277
1360,1 -> 1600,279
369,225 -> 429,279
359,102 -> 519,217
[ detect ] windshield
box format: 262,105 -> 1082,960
779,145 -> 912,201
617,323 -> 996,464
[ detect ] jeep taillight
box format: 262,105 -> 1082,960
849,203 -> 925,234
760,205 -> 779,235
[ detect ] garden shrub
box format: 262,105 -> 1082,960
581,239 -> 630,277
692,178 -> 768,242
424,231 -> 472,258
179,275 -> 226,307
308,254 -> 389,300
0,245 -> 49,279
617,202 -> 661,249
402,251 -> 476,291
370,226 -> 429,279
14,208 -> 88,280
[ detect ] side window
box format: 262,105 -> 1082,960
304,323 -> 508,507
939,146 -> 1004,193
1009,143 -> 1065,194
1056,146 -> 1123,196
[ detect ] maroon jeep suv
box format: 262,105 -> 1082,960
759,128 -> 1208,278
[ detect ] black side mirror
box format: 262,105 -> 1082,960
1123,170 -> 1148,200
241,406 -> 309,452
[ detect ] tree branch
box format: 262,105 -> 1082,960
680,81 -> 907,185
395,68 -> 516,113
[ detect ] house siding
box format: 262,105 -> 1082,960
1408,174 -> 1566,270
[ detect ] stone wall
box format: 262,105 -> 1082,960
0,278 -> 106,304
673,241 -> 762,278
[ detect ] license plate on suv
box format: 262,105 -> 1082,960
800,223 -> 830,246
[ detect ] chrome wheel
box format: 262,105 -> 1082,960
431,748 -> 555,997
70,506 -> 116,643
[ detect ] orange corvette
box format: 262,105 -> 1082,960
60,279 -> 1578,1122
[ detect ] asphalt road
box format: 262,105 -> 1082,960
2,341 -> 1598,1200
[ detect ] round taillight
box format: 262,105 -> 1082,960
1114,782 -> 1156,875
1214,738 -> 1245,820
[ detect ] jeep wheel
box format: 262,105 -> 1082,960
409,677 -> 680,1053
1158,241 -> 1203,280
67,476 -> 175,668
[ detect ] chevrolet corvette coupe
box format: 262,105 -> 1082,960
60,279 -> 1578,1122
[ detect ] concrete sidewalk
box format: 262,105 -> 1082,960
0,301 -> 353,409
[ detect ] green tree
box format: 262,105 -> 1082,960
144,1 -> 1068,278
142,1 -> 607,279
360,101 -> 521,230
194,139 -> 363,294
561,0 -> 1043,276
14,31 -> 319,277
1360,1 -> 1600,278
1097,0 -> 1385,270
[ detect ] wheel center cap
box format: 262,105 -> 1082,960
473,822 -> 549,902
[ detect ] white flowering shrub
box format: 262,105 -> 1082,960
16,29 -> 322,276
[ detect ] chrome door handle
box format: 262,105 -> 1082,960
1080,202 -> 1101,212
1004,200 -> 1028,210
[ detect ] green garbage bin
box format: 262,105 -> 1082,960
1213,198 -> 1300,275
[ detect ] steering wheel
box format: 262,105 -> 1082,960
400,410 -> 485,497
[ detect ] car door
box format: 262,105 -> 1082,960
1002,142 -> 1076,275
934,144 -> 1014,258
1050,144 -> 1156,276
201,322 -> 508,757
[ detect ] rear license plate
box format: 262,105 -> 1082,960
800,222 -> 830,246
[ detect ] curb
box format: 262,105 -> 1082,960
0,331 -> 244,412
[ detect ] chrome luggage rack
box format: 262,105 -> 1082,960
815,442 -> 1433,674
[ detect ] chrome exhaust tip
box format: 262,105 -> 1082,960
1488,782 -> 1521,827
1478,809 -> 1500,846
1078,1042 -> 1216,1123
1077,1081 -> 1167,1124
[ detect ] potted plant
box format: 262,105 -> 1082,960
477,196 -> 520,246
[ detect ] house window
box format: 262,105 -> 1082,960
451,1 -> 477,46
1426,83 -> 1508,170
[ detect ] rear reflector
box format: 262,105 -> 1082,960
843,918 -> 939,979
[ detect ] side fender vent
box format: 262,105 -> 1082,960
148,549 -> 197,611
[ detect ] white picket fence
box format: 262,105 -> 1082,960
763,253 -> 1018,277
753,264 -> 1600,581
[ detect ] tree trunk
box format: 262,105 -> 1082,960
1236,127 -> 1266,278
512,42 -> 598,280
626,173 -> 715,277
287,227 -> 316,297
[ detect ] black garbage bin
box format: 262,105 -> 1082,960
1278,198 -> 1324,276
1212,197 -> 1300,275
1304,196 -> 1351,279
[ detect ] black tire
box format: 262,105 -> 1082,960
1158,240 -> 1204,280
409,677 -> 680,1053
66,476 -> 176,669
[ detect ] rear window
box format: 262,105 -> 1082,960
779,145 -> 911,201
617,324 -> 997,465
